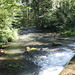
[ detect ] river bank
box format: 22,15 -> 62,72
60,56 -> 75,75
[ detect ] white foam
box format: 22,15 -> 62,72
33,48 -> 74,75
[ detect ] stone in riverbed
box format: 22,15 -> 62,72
25,46 -> 38,52
0,49 -> 5,56
52,42 -> 62,46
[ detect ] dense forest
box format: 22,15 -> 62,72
0,0 -> 75,44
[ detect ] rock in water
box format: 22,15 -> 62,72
52,42 -> 62,46
0,49 -> 5,56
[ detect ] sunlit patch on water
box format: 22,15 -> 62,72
19,33 -> 35,41
5,49 -> 24,54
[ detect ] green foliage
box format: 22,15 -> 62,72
0,43 -> 5,46
0,0 -> 26,43
0,27 -> 18,43
63,27 -> 75,36
0,0 -> 75,43
32,0 -> 75,33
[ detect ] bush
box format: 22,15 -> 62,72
0,26 -> 18,43
8,37 -> 13,42
36,0 -> 75,33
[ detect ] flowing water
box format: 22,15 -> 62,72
0,26 -> 75,75
32,48 -> 75,75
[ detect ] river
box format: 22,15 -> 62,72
0,26 -> 75,75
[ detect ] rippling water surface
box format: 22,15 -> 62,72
18,27 -> 75,75
1,26 -> 75,75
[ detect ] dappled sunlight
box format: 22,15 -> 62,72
0,57 -> 10,60
20,41 -> 43,47
50,48 -> 60,51
5,49 -> 24,54
19,33 -> 35,41
0,49 -> 25,60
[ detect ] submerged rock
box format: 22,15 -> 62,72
52,42 -> 62,46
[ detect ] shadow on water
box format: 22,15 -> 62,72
0,58 -> 39,75
20,26 -> 52,35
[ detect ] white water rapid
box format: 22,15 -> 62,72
32,44 -> 75,75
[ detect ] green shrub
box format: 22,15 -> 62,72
0,43 -> 5,46
0,26 -> 18,43
8,37 -> 13,42
1,37 -> 8,43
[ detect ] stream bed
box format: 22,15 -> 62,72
0,26 -> 75,75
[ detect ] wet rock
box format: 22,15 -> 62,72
57,38 -> 69,40
25,46 -> 38,52
52,42 -> 62,46
0,49 -> 5,56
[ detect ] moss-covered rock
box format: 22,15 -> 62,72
26,47 -> 38,51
